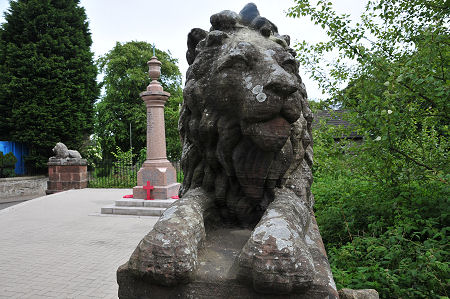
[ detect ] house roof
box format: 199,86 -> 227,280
313,110 -> 363,140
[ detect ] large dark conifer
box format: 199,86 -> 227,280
0,0 -> 99,171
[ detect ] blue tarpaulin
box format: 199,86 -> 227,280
0,141 -> 28,175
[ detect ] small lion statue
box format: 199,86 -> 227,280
118,3 -> 337,297
52,142 -> 82,159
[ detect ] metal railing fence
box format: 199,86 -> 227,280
88,159 -> 182,188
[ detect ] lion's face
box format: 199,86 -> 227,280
52,142 -> 69,158
180,19 -> 311,226
188,29 -> 303,127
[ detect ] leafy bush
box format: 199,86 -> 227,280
85,135 -> 103,169
312,123 -> 449,298
88,147 -> 138,188
0,151 -> 17,178
288,0 -> 449,296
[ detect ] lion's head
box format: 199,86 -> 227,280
179,3 -> 313,227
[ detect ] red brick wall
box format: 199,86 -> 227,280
46,165 -> 88,194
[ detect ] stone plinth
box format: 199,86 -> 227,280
46,158 -> 87,195
132,160 -> 179,200
118,225 -> 337,299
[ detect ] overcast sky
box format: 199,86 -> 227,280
0,0 -> 367,100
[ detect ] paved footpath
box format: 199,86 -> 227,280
0,188 -> 159,299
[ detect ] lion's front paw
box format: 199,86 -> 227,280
129,226 -> 199,286
127,197 -> 208,286
238,215 -> 315,294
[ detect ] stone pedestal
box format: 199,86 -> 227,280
46,158 -> 87,195
133,160 -> 179,199
118,223 -> 337,299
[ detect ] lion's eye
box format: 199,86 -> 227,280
281,58 -> 298,74
217,55 -> 249,71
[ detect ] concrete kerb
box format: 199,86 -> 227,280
0,193 -> 43,204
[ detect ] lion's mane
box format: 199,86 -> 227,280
178,3 -> 314,227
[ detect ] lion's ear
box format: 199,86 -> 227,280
210,10 -> 239,31
239,3 -> 259,25
281,35 -> 290,46
187,28 -> 207,65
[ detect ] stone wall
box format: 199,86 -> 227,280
0,176 -> 48,201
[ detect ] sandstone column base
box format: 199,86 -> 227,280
133,159 -> 180,199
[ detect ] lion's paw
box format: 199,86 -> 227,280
129,228 -> 198,285
127,199 -> 207,286
238,215 -> 315,294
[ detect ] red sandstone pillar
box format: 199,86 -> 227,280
132,55 -> 180,199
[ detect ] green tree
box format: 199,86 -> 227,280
0,0 -> 99,171
96,41 -> 182,162
288,0 -> 449,297
288,0 -> 449,176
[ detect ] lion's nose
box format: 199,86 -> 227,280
264,66 -> 298,97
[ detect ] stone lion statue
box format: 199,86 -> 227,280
118,3 -> 337,297
52,142 -> 82,159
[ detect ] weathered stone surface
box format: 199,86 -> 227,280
118,3 -> 338,298
118,227 -> 336,299
339,288 -> 380,299
51,142 -> 82,159
238,188 -> 315,294
0,176 -> 47,200
52,142 -> 70,158
47,158 -> 87,166
118,188 -> 214,286
48,142 -> 86,168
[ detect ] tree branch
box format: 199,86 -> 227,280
388,146 -> 433,171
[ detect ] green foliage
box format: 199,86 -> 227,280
111,146 -> 135,169
139,147 -> 147,164
313,126 -> 449,298
0,151 -> 17,177
88,147 -> 138,188
87,167 -> 137,188
96,41 -> 183,162
0,0 -> 99,172
84,134 -> 102,168
288,0 -> 449,178
289,0 -> 449,297
176,170 -> 184,184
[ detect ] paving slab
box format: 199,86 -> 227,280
0,188 -> 158,299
